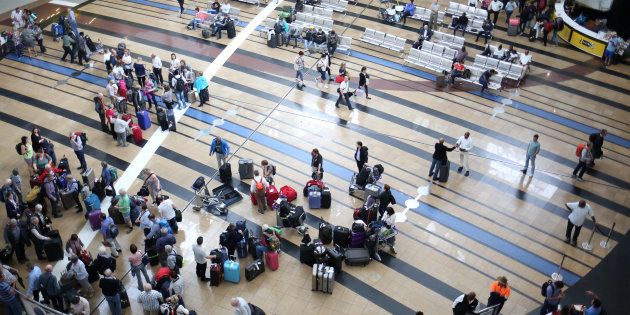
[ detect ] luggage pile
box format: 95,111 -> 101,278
273,197 -> 307,233
303,179 -> 331,209
349,164 -> 384,200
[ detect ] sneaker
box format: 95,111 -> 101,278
366,97 -> 371,99
563,238 -> 570,244
457,167 -> 463,173
571,241 -> 577,247
521,169 -> 527,174
571,174 -> 576,178
577,177 -> 584,182
390,246 -> 397,254
117,249 -> 122,253
428,172 -> 433,177
464,171 -> 469,177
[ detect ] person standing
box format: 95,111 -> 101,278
540,281 -> 564,315
115,189 -> 134,234
69,132 -> 87,171
69,295 -> 90,315
335,76 -> 353,110
452,292 -> 478,315
142,169 -> 161,205
505,0 -> 517,23
4,191 -> 19,220
112,114 -> 131,147
231,297 -> 265,315
101,161 -> 116,198
521,134 -> 540,176
42,173 -> 62,218
589,129 -> 606,166
0,270 -> 22,315
66,175 -> 84,214
377,185 -> 396,218
158,196 -> 179,233
250,170 -> 269,214
69,254 -> 94,298
138,283 -> 163,315
572,142 -> 593,181
456,132 -> 473,177
564,200 -> 595,247
156,228 -> 176,266
37,265 -> 63,311
488,0 -> 503,24
94,93 -> 109,132
151,54 -> 164,86
354,141 -> 369,172
60,32 -> 75,63
4,219 -> 28,263
327,30 -> 338,57
193,236 -> 213,281
311,148 -> 324,180
429,138 -> 456,181
294,51 -> 305,85
99,269 -> 122,315
487,276 -> 511,314
129,244 -> 151,291
429,0 -> 440,29
28,217 -> 50,260
356,67 -> 371,99
76,32 -> 88,66
134,58 -> 147,88
100,213 -> 122,258
25,262 -> 41,301
210,136 -> 230,168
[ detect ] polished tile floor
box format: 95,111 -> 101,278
1,0 -> 629,314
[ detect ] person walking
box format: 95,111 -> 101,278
129,244 -> 151,291
69,132 -> 87,171
356,67 -> 371,99
68,254 -> 94,298
311,148 -> 324,180
192,236 -> 213,281
210,136 -> 230,168
115,189 -> 134,234
250,170 -> 269,214
335,76 -> 353,110
37,265 -> 64,311
487,276 -> 511,314
314,53 -> 329,88
540,281 -> 564,315
177,0 -> 185,16
294,51 -> 306,86
142,169 -> 161,205
100,213 -> 122,258
564,200 -> 595,247
572,142 -> 593,181
452,292 -> 478,315
589,129 -> 606,166
488,0 -> 503,24
157,196 -> 179,233
429,138 -> 456,181
138,283 -> 163,315
25,262 -> 41,301
354,141 -> 369,172
456,132 -> 473,176
60,32 -> 75,63
99,269 -> 122,315
521,134 -> 540,176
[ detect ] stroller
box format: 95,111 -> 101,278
274,197 -> 308,235
367,220 -> 398,262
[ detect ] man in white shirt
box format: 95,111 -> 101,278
488,0 -> 504,24
69,295 -> 90,315
334,76 -> 353,110
158,196 -> 179,233
455,132 -> 473,176
69,254 -> 94,297
565,200 -> 595,246
11,8 -> 23,30
106,80 -> 118,105
519,50 -> 532,74
192,236 -> 214,281
112,114 -> 131,147
250,170 -> 269,214
151,53 -> 164,86
429,0 -> 439,30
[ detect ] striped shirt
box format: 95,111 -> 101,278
138,290 -> 163,311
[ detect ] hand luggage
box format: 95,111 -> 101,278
245,259 -> 265,281
364,184 -> 381,199
308,190 -> 321,209
333,226 -> 351,248
508,18 -> 519,36
237,239 -> 248,258
0,246 -> 13,264
60,189 -> 76,209
350,230 -> 366,248
57,157 -> 70,174
202,29 -> 210,39
438,161 -> 449,183
311,263 -> 334,294
238,159 -> 254,179
247,235 -> 257,258
279,185 -> 297,202
44,233 -> 63,261
209,263 -> 222,286
344,248 -> 371,266
267,33 -> 278,48
299,243 -> 315,266
325,247 -> 343,275
303,179 -> 324,197
87,263 -> 99,283
167,109 -> 176,131
288,205 -> 305,227
84,193 -> 101,212
318,222 -> 333,244
82,168 -> 95,190
136,111 -> 151,130
157,110 -> 169,131
250,192 -> 258,205
265,250 -> 279,271
109,199 -> 125,224
88,210 -> 103,230
119,282 -> 130,308
130,123 -> 143,145
321,187 -> 331,208
435,74 -> 446,88
219,163 -> 232,183
266,185 -> 279,208
226,20 -> 236,38
223,258 -> 240,283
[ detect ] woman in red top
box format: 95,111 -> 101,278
105,105 -> 117,139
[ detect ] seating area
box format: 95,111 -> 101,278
199,7 -> 242,30
431,31 -> 465,50
473,54 -> 526,85
404,47 -> 454,73
294,12 -> 335,31
445,1 -> 488,20
258,18 -> 352,54
335,36 -> 353,55
360,28 -> 407,52
318,0 -> 349,13
409,6 -> 446,25
234,0 -> 261,7
303,4 -> 334,19
448,14 -> 485,34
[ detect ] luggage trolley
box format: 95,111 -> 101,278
191,177 -> 228,216
368,221 -> 398,262
273,197 -> 308,235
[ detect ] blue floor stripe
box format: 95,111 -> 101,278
6,52 -> 581,284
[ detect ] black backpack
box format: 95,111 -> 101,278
274,22 -> 283,34
175,77 -> 185,91
540,280 -> 553,297
462,68 -> 472,79
15,143 -> 22,155
171,253 -> 183,268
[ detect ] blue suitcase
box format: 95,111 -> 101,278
136,111 -> 151,130
308,190 -> 321,209
237,239 -> 247,258
223,259 -> 240,283
51,23 -> 63,38
84,193 -> 101,212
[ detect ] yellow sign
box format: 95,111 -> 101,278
559,22 -> 607,57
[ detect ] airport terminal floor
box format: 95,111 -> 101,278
0,0 -> 629,314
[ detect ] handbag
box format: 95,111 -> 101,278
175,209 -> 182,222
142,253 -> 149,266
335,75 -> 344,83
137,173 -> 154,197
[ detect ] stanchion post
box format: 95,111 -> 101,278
599,222 -> 615,249
582,227 -> 596,251
551,254 -> 565,282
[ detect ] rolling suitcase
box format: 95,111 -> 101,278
350,231 -> 366,248
311,264 -> 334,294
223,259 -> 240,283
167,109 -> 176,131
219,163 -> 232,183
245,259 -> 265,281
279,185 -> 297,202
344,248 -> 370,266
60,189 -> 76,209
226,20 -> 236,38
300,243 -> 315,266
435,74 -> 446,88
209,263 -> 221,286
131,123 -> 143,145
84,193 -> 101,212
93,180 -> 106,201
333,226 -> 350,248
44,233 -> 63,261
318,222 -> 332,245
308,190 -> 321,209
265,250 -> 279,271
325,247 -> 343,275
288,206 -> 305,227
88,210 -> 102,230
82,168 -> 95,190
119,282 -> 130,308
108,197 -> 125,224
266,185 -> 279,208
237,239 -> 248,259
202,29 -> 210,39
267,33 -> 277,48
508,18 -> 519,36
364,184 -> 381,199
438,161 -> 449,183
136,111 -> 151,130
321,187 -> 331,208
238,159 -> 254,179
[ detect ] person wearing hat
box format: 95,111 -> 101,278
487,276 -> 511,313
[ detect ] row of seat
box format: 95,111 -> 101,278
448,15 -> 486,35
199,7 -> 242,30
431,31 -> 465,50
473,54 -> 526,83
258,18 -> 352,54
419,41 -> 458,60
445,1 -> 488,20
360,28 -> 406,52
295,12 -> 335,30
234,0 -> 260,7
318,0 -> 349,13
409,6 -> 445,25
303,4 -> 333,18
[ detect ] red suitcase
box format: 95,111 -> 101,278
118,80 -> 127,97
131,123 -> 143,145
509,18 -> 520,26
266,185 -> 279,208
122,114 -> 134,125
250,192 -> 258,205
265,250 -> 279,271
279,185 -> 297,202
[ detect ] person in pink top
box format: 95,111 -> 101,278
143,79 -> 157,111
128,244 -> 152,291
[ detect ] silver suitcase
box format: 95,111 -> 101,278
349,173 -> 364,199
311,264 -> 334,294
82,168 -> 95,190
238,159 -> 254,179
364,184 -> 381,199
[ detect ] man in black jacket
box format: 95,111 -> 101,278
429,138 -> 456,181
354,141 -> 369,171
452,292 -> 478,315
475,18 -> 494,44
453,13 -> 468,36
589,129 -> 606,166
377,184 -> 396,218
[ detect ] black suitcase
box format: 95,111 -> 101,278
333,226 -> 350,248
288,206 -> 305,227
438,161 -> 449,183
202,29 -> 210,39
108,196 -> 125,224
209,263 -> 221,286
321,187 -> 331,208
245,259 -> 265,281
157,111 -> 169,131
87,263 -> 100,283
60,190 -> 76,209
219,163 -> 232,183
119,282 -> 130,308
325,247 -> 343,276
93,180 -> 106,201
0,246 -> 13,264
344,248 -> 370,266
299,243 -> 315,266
267,33 -> 277,48
318,222 -> 332,245
44,234 -> 63,261
85,35 -> 96,52
58,157 -> 70,174
277,33 -> 283,47
226,21 -> 236,38
147,248 -> 159,266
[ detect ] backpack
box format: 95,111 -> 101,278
15,143 -> 22,155
170,253 -> 184,268
576,143 -> 586,157
255,178 -> 264,192
556,19 -> 564,31
271,165 -> 276,175
109,167 -> 119,182
274,22 -> 283,34
175,77 -> 185,91
76,132 -> 87,144
540,280 -> 553,297
109,223 -> 119,238
462,68 -> 471,79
